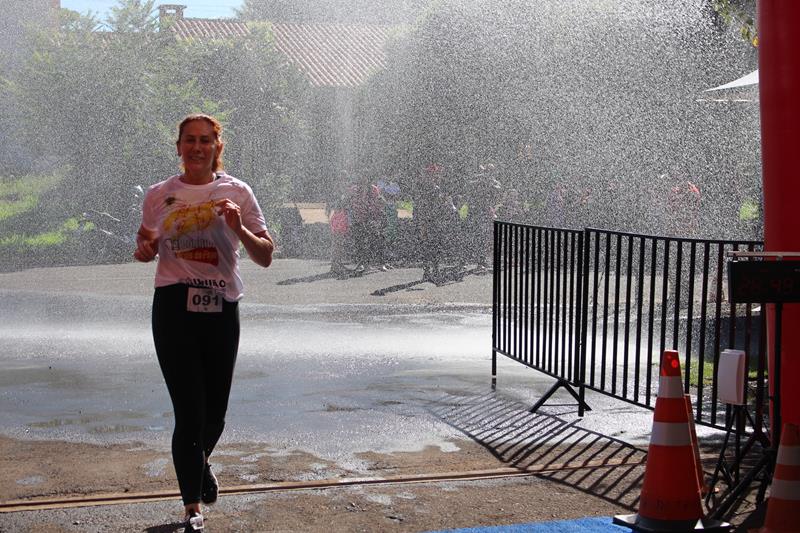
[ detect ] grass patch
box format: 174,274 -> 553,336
0,217 -> 91,249
0,171 -> 65,222
686,361 -> 766,388
688,360 -> 715,388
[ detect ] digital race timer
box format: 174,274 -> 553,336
728,259 -> 800,304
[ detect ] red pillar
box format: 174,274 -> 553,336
758,0 -> 800,427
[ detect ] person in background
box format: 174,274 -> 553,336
467,165 -> 500,272
378,179 -> 401,269
349,176 -> 385,272
328,185 -> 351,276
134,113 -> 274,532
440,190 -> 463,272
667,179 -> 702,237
414,164 -> 446,282
545,184 -> 567,227
452,192 -> 469,270
498,187 -> 524,223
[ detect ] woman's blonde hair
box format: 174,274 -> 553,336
176,113 -> 225,172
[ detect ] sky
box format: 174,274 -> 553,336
59,0 -> 243,20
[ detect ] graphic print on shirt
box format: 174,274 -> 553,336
161,197 -> 220,266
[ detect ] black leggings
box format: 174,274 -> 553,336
152,284 -> 239,505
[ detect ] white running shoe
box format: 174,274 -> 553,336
185,511 -> 204,532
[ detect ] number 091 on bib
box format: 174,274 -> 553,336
187,287 -> 224,313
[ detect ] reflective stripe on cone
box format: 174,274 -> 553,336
759,423 -> 800,532
650,421 -> 692,447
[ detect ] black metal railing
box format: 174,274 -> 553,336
492,223 -> 589,414
492,221 -> 765,432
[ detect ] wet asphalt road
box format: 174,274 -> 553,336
0,260 -> 499,459
0,259 -> 664,457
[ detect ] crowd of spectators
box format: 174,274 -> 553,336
320,161 -> 717,284
326,163 -> 513,283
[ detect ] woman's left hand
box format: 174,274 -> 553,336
215,198 -> 243,233
214,198 -> 274,267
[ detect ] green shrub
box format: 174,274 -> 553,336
0,171 -> 64,222
0,217 -> 83,249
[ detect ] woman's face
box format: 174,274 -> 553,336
177,119 -> 218,176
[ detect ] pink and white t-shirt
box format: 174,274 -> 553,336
140,173 -> 267,301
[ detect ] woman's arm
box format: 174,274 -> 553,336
215,198 -> 274,268
134,225 -> 159,262
237,227 -> 274,268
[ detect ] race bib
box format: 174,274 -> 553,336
186,287 -> 223,313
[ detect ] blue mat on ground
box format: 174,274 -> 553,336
427,516 -> 628,533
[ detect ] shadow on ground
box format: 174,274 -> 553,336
274,263 -> 490,292
373,266 -> 490,296
426,388 -> 648,513
144,521 -> 185,533
425,385 -> 768,527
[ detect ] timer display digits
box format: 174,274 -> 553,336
728,261 -> 800,304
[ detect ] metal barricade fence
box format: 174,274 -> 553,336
492,221 -> 766,432
492,222 -> 588,414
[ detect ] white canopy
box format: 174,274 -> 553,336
705,70 -> 759,91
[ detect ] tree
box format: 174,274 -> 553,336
6,0 -> 309,234
6,1 -> 205,222
711,0 -> 757,46
105,0 -> 158,32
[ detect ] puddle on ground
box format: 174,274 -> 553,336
28,410 -> 151,430
16,475 -> 45,486
89,424 -> 145,434
142,458 -> 169,477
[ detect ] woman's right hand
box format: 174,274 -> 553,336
134,226 -> 158,262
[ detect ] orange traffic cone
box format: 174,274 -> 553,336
758,423 -> 800,532
614,350 -> 730,532
685,394 -> 711,496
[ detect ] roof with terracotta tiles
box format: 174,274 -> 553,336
168,17 -> 393,87
170,17 -> 250,39
271,23 -> 392,87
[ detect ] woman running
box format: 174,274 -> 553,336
134,113 -> 274,530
